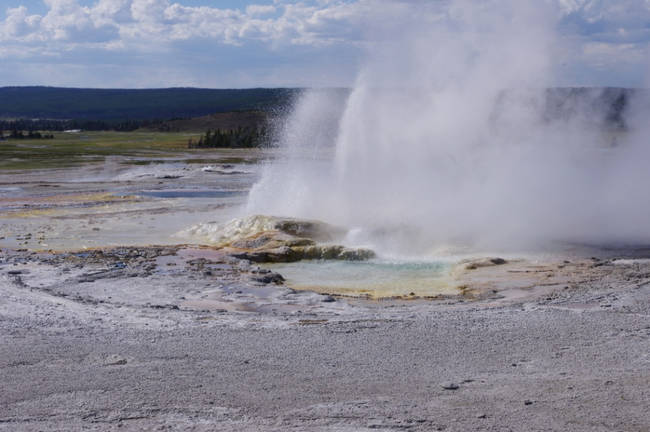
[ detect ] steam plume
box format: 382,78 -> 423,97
248,0 -> 650,255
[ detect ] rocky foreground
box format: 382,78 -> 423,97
1,239 -> 649,431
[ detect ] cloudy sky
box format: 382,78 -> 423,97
0,0 -> 648,88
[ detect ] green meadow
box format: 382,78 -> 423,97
0,131 -> 202,170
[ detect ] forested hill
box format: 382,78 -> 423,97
0,87 -> 300,121
0,86 -> 644,127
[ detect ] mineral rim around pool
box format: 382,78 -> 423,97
179,215 -> 375,261
180,215 -> 467,298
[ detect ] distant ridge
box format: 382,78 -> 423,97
0,86 -> 301,121
146,111 -> 269,133
0,86 -> 645,126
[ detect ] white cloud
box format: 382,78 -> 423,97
0,0 -> 368,48
582,41 -> 648,67
1,6 -> 41,39
2,0 -> 646,51
245,4 -> 276,16
0,0 -> 648,87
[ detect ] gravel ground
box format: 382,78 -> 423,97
1,246 -> 649,431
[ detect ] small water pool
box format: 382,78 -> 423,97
266,259 -> 457,298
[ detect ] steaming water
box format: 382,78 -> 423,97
242,1 -> 650,295
247,0 -> 650,257
268,259 -> 455,298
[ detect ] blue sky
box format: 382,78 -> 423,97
0,0 -> 648,88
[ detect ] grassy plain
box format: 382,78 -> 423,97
0,131 -> 202,170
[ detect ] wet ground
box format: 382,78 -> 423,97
0,150 -> 266,250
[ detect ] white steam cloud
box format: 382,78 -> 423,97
247,0 -> 650,255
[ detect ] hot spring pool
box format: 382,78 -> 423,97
265,259 -> 457,298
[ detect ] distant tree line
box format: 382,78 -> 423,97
543,87 -> 631,129
0,87 -> 300,121
188,127 -> 267,148
0,118 -> 168,133
0,129 -> 55,140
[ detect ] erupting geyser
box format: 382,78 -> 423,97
247,0 -> 650,256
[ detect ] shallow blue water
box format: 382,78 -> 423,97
267,258 -> 455,297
